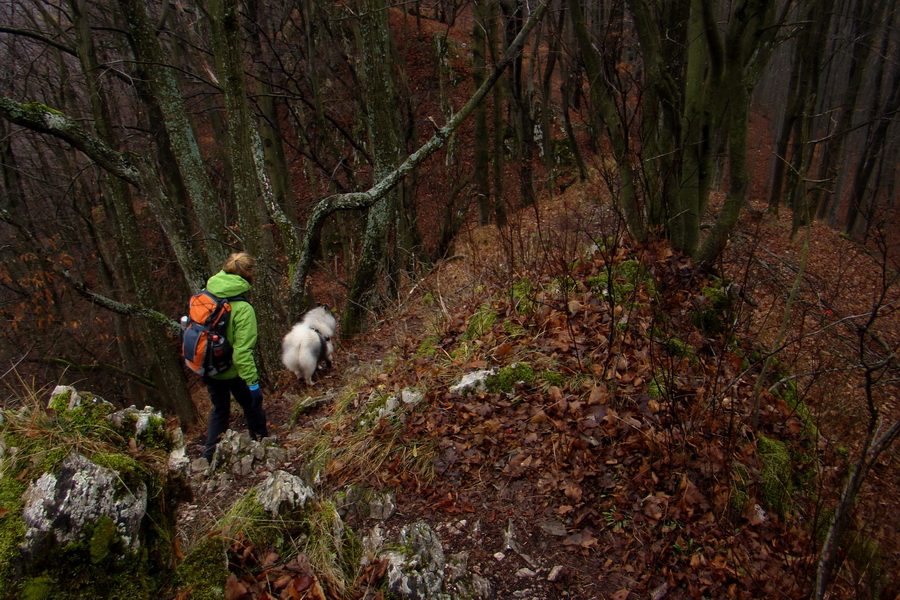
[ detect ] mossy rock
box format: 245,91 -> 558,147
0,478 -> 27,590
758,435 -> 794,517
111,407 -> 171,452
172,536 -> 229,600
12,519 -> 156,599
1,388 -> 182,599
486,363 -> 535,393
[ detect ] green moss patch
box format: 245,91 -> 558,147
692,278 -> 738,336
415,334 -> 441,357
538,370 -> 566,388
662,337 -> 697,361
510,278 -> 535,315
172,536 -> 229,600
758,435 -> 794,517
486,363 -> 535,393
588,259 -> 656,305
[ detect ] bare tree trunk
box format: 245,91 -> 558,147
844,11 -> 900,237
490,0 -> 508,228
814,0 -> 887,223
539,6 -> 566,192
767,45 -> 802,215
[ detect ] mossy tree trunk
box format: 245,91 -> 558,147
501,0 -> 536,209
341,0 -> 406,338
207,0 -> 284,375
818,0 -> 889,226
569,0 -> 782,265
116,0 -> 229,272
246,0 -> 297,225
70,0 -> 197,423
0,96 -> 208,291
472,1 -> 492,225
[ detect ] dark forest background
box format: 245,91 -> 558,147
0,0 -> 897,426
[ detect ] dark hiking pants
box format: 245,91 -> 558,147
203,376 -> 268,461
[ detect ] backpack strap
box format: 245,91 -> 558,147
201,290 -> 246,304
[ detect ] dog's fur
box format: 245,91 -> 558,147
281,305 -> 337,384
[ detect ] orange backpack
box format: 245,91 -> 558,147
181,291 -> 244,376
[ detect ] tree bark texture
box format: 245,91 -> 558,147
208,0 -> 284,375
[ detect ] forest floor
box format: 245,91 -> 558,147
177,184 -> 899,600
176,10 -> 898,599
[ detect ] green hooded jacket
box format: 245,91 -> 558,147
205,270 -> 258,385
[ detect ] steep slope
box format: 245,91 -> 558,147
176,189 -> 898,599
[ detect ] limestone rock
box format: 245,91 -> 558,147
209,429 -> 287,474
450,370 -> 495,395
384,521 -> 446,599
255,470 -> 316,516
368,490 -> 396,520
21,452 -> 148,561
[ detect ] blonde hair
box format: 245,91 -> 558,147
223,252 -> 255,284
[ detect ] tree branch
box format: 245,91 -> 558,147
287,0 -> 550,317
0,26 -> 76,55
0,95 -> 209,290
0,209 -> 181,337
42,357 -> 158,388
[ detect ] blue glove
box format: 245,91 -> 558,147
248,383 -> 263,408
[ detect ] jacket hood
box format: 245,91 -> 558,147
205,271 -> 251,298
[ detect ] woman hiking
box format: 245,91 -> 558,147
201,252 -> 268,461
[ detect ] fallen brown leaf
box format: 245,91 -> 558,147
225,574 -> 248,600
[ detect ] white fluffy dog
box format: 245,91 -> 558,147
281,305 -> 337,384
